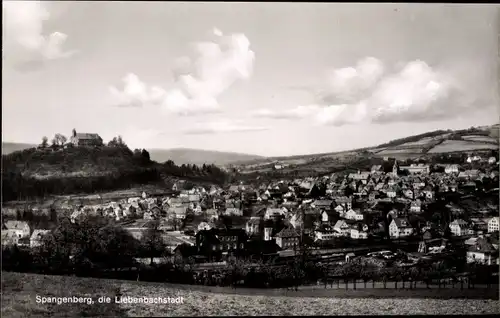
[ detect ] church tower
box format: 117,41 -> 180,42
392,159 -> 398,177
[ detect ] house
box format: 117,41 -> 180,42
315,226 -> 338,241
350,228 -> 368,240
422,187 -> 434,200
458,170 -> 480,180
168,206 -> 188,219
470,218 -> 489,234
488,217 -> 499,233
466,155 -> 482,163
410,200 -> 422,213
335,196 -> 352,210
466,238 -> 499,265
449,219 -> 472,237
204,208 -> 219,221
70,129 -> 103,147
311,200 -> 333,209
399,164 -> 430,174
386,186 -> 399,198
348,171 -> 370,184
403,189 -> 414,199
224,208 -> 243,216
245,217 -> 261,236
334,204 -> 345,215
1,230 -> 20,246
195,228 -> 247,256
444,164 -> 459,174
197,222 -> 214,233
371,165 -> 383,173
344,209 -> 364,221
275,228 -> 300,250
4,221 -> 30,238
192,204 -> 203,215
30,229 -> 51,248
264,208 -> 285,220
389,218 -> 414,238
368,191 -> 380,201
488,157 -> 497,164
188,194 -> 201,203
289,212 -> 303,229
333,220 -> 351,236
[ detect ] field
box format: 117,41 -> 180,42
428,140 -> 499,153
2,272 -> 499,317
376,148 -> 425,155
461,135 -> 498,143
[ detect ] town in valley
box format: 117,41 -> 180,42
2,126 -> 499,290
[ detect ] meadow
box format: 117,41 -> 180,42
2,272 -> 499,317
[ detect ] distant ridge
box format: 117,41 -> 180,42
147,147 -> 264,166
2,142 -> 37,155
3,123 -> 498,166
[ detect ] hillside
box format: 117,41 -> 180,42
235,124 -> 499,174
2,272 -> 499,317
2,146 -> 153,179
2,143 -> 264,166
1,145 -> 229,202
147,147 -> 264,165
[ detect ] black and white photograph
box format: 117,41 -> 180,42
2,1 -> 499,316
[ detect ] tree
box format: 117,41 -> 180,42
49,207 -> 58,224
168,216 -> 181,231
41,136 -> 48,148
108,137 -> 118,147
141,149 -> 150,162
117,136 -> 125,146
140,220 -> 168,265
53,133 -> 67,146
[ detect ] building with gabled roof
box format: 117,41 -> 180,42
389,217 -> 414,238
449,219 -> 471,237
70,129 -> 103,147
274,227 -> 300,250
466,237 -> 499,265
4,221 -> 30,238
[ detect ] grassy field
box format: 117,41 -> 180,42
2,272 -> 499,317
428,140 -> 499,153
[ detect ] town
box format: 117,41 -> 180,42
2,132 -> 499,289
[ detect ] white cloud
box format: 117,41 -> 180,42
319,57 -> 384,105
183,120 -> 268,135
263,58 -> 491,126
109,73 -> 166,107
110,27 -> 255,115
2,1 -> 77,61
252,105 -> 320,120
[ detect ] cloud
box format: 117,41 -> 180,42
183,120 -> 268,135
109,73 -> 166,108
252,105 -> 320,120
264,58 -> 493,126
110,27 -> 255,115
2,1 -> 77,64
318,57 -> 384,105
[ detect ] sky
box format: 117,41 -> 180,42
2,2 -> 499,156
